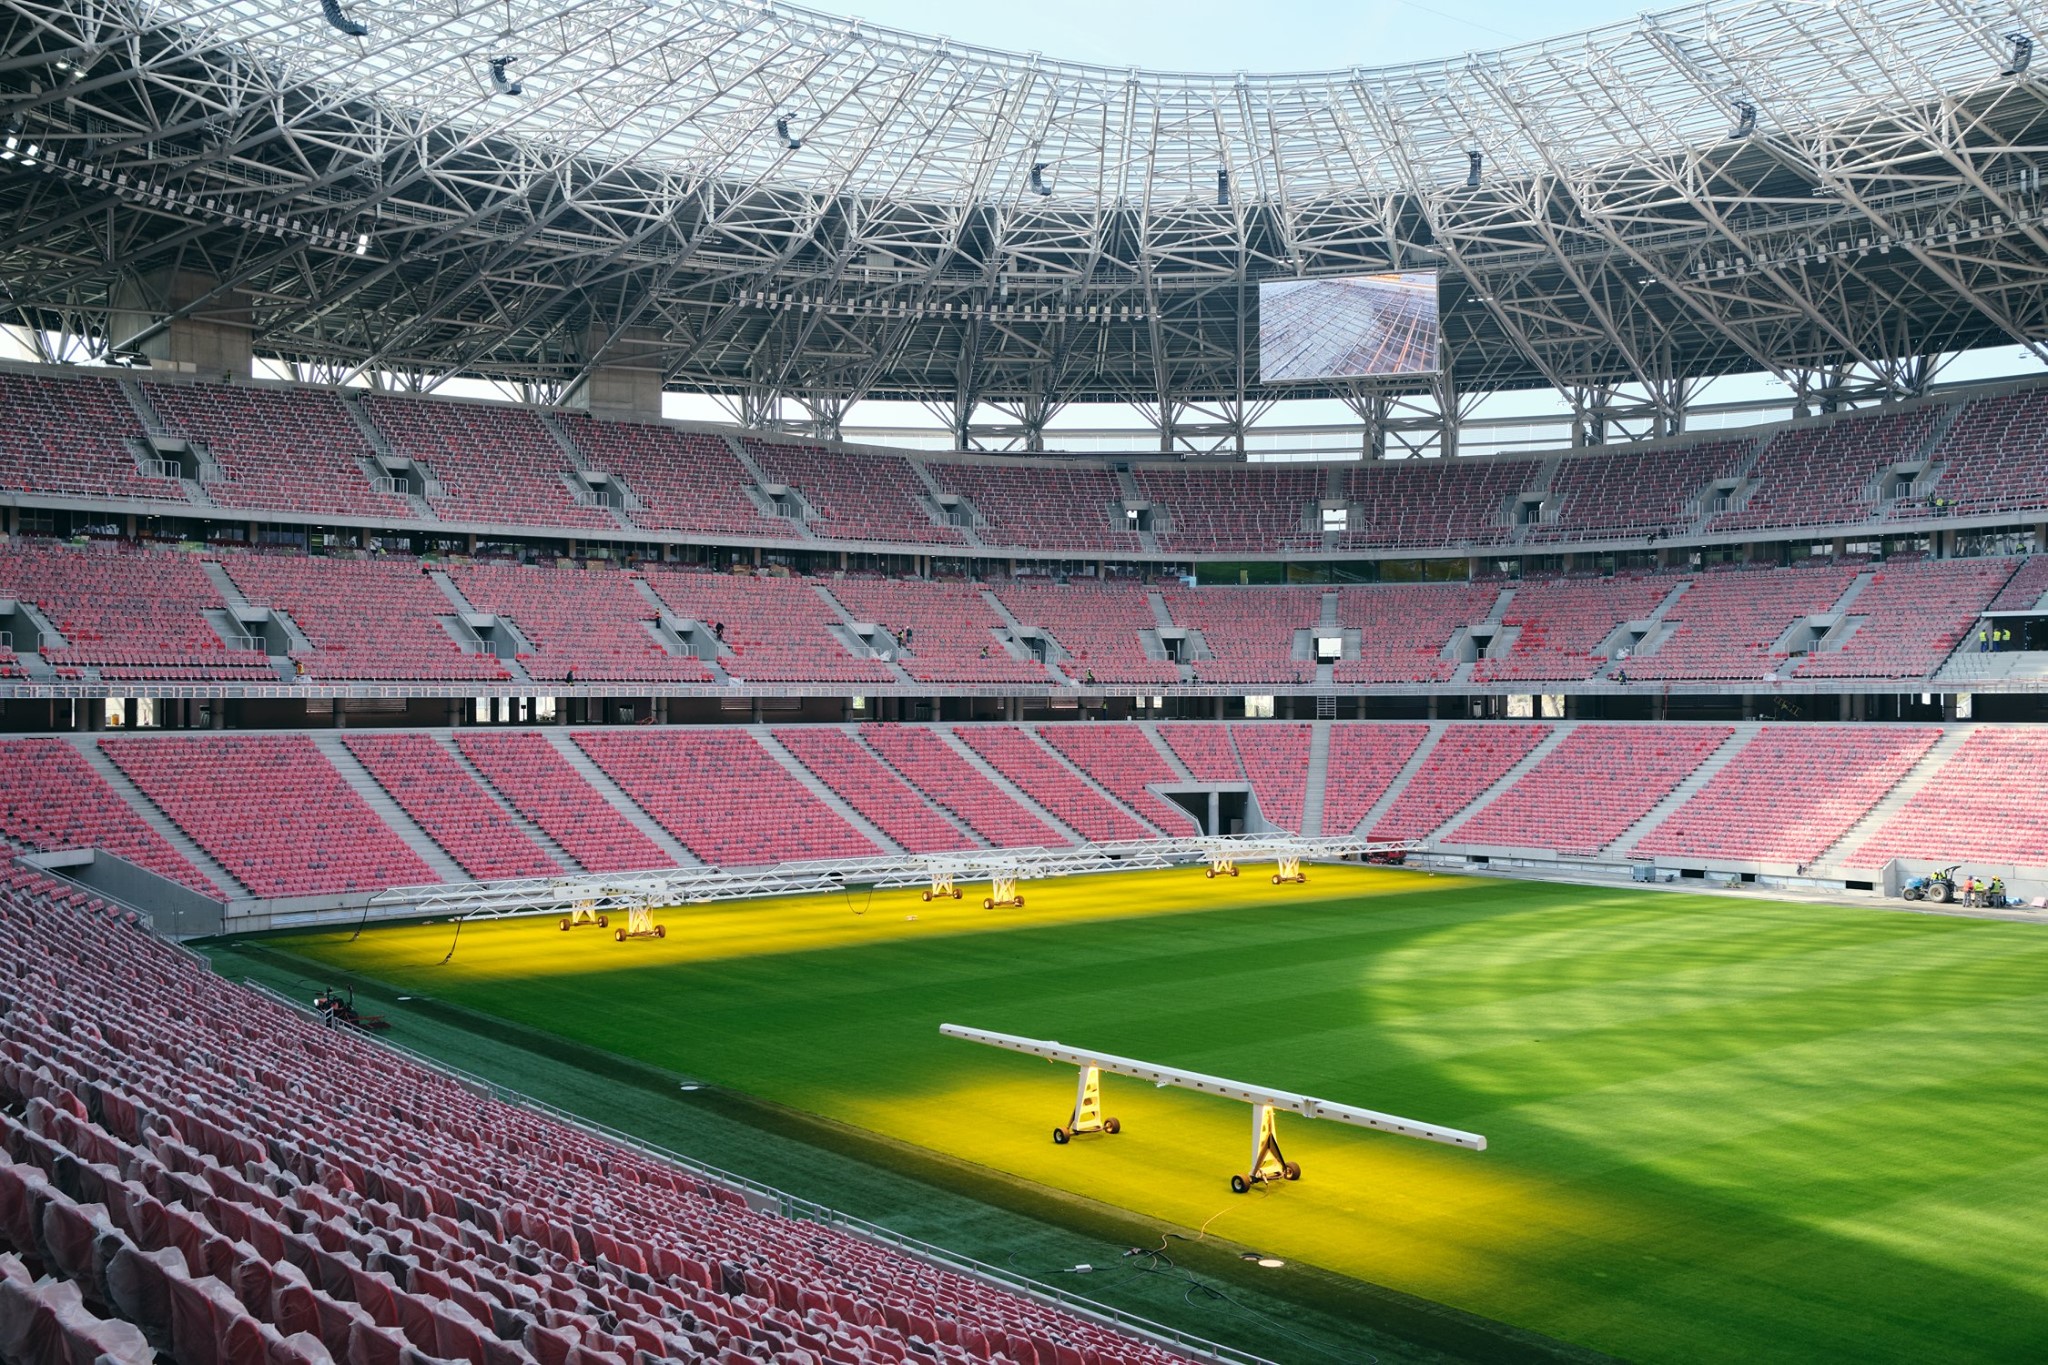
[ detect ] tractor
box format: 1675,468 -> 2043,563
1901,866 -> 1960,903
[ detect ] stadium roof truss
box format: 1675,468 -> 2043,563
0,0 -> 2044,452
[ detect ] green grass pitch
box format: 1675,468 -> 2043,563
251,865 -> 2048,1364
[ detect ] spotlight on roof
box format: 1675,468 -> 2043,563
1465,150 -> 1482,189
1730,100 -> 1756,139
489,57 -> 522,96
775,115 -> 800,150
319,0 -> 368,38
1030,162 -> 1052,197
1217,167 -> 1230,207
2002,32 -> 2034,77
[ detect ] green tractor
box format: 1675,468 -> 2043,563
1901,865 -> 1960,904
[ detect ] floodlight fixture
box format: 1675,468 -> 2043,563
1031,162 -> 1052,196
2003,32 -> 2033,77
319,0 -> 368,38
1217,168 -> 1230,207
1465,150 -> 1482,188
489,57 -> 522,96
1730,100 -> 1756,138
775,115 -> 800,150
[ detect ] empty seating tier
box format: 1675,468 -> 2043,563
1344,457 -> 1536,549
340,733 -> 560,882
555,413 -> 793,537
1334,583 -> 1495,685
0,870 -> 1201,1365
1445,725 -> 1733,857
575,730 -> 878,867
824,580 -> 1047,683
1318,725 -> 1430,836
859,727 -> 1064,848
1034,726 -> 1201,835
1157,725 -> 1243,782
363,396 -> 614,530
772,728 -> 978,854
992,583 -> 1181,686
221,555 -> 508,682
449,563 -> 709,683
1161,586 -> 1318,685
1230,723 -> 1314,833
1369,725 -> 1548,842
100,734 -> 437,898
1528,439 -> 1754,542
1472,574 -> 1672,684
1634,727 -> 1941,866
954,728 -> 1154,842
0,372 -> 179,503
1134,466 -> 1323,554
1622,564 -> 1858,683
931,462 -> 1138,552
744,439 -> 961,545
1794,558 -> 2014,679
644,572 -> 893,684
1849,729 -> 2048,870
0,545 -> 273,681
0,739 -> 213,894
145,384 -> 412,520
454,732 -> 675,873
1710,407 -> 1937,532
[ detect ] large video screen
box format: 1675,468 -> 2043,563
1258,271 -> 1441,384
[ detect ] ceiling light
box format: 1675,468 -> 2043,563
1030,162 -> 1052,197
775,115 -> 800,151
489,57 -> 522,97
1465,150 -> 1482,189
1217,168 -> 1230,207
1729,101 -> 1756,139
2002,32 -> 2033,77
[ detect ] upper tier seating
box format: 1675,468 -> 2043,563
1912,389 -> 2048,519
221,554 -> 508,681
1710,407 -> 1938,532
1849,729 -> 2048,870
1157,724 -> 1243,782
0,739 -> 212,894
991,582 -> 1181,686
145,384 -> 413,520
1343,457 -> 1536,549
643,571 -> 893,684
1135,466 -> 1323,554
1369,725 -> 1548,841
1443,725 -> 1733,856
554,413 -> 792,537
1527,439 -> 1755,542
1230,723 -> 1313,833
1333,582 -> 1496,684
1622,564 -> 1858,682
1471,574 -> 1672,684
772,728 -> 978,853
954,728 -> 1154,842
1793,557 -> 2015,679
0,372 -> 182,503
1634,726 -> 1941,866
1987,554 -> 2048,612
0,544 -> 274,681
1034,726 -> 1201,835
101,734 -> 436,898
931,463 -> 1140,552
824,580 -> 1048,684
0,869 -> 1201,1365
449,563 -> 710,683
362,396 -> 613,530
340,732 -> 560,882
1318,724 -> 1430,836
859,727 -> 1063,848
453,731 -> 675,872
1161,586 -> 1318,685
742,439 -> 961,544
575,730 -> 878,866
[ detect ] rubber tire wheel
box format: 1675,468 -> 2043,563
1206,868 -> 1215,879
1103,1117 -> 1121,1134
1282,1161 -> 1302,1181
559,920 -> 570,931
983,898 -> 993,910
953,890 -> 962,899
1230,1174 -> 1250,1194
922,891 -> 932,902
1929,882 -> 1953,904
1014,897 -> 1024,908
613,929 -> 625,942
598,915 -> 610,928
1052,1128 -> 1069,1145
655,925 -> 666,938
1272,875 -> 1282,884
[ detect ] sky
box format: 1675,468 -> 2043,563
820,0 -> 1658,71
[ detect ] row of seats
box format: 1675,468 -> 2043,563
453,732 -> 676,873
449,563 -> 711,684
952,728 -> 1154,842
771,729 -> 979,854
0,865 -> 1200,1365
823,580 -> 1048,684
0,543 -> 275,682
1442,725 -> 1734,856
340,733 -> 562,882
858,727 -> 1063,849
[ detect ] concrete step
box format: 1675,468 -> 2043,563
751,730 -> 903,855
542,730 -> 701,866
835,726 -> 989,847
1016,726 -> 1170,837
1810,726 -> 1976,870
74,737 -> 244,899
1604,725 -> 1760,858
1139,721 -> 1197,782
426,570 -> 532,681
932,727 -> 1083,844
1300,720 -> 1331,836
811,583 -> 918,684
1433,725 -> 1576,846
1348,722 -> 1448,838
430,733 -> 578,873
309,733 -> 469,884
1147,591 -> 1177,631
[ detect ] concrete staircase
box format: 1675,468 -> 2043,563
541,731 -> 701,866
1140,721 -> 1197,782
430,733 -> 578,872
933,728 -> 1083,844
905,457 -> 987,548
1809,727 -> 1975,871
426,570 -> 532,682
309,734 -> 468,884
340,393 -> 442,522
723,434 -> 819,542
811,584 -> 918,684
1349,723 -> 1447,837
1300,721 -> 1332,836
1603,725 -> 1758,858
75,737 -> 243,899
1937,649 -> 2048,685
751,730 -> 904,855
1019,727 -> 1171,837
1433,725 -> 1575,846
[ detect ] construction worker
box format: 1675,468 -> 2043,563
1978,626 -> 1990,652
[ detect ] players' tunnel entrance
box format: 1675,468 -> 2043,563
1165,787 -> 1248,835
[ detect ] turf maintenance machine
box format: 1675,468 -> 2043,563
613,896 -> 666,942
984,872 -> 1024,910
559,899 -> 609,932
941,1024 -> 1485,1193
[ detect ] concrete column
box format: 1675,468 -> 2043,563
750,697 -> 763,724
212,703 -> 226,730
111,268 -> 254,379
1214,696 -> 1226,720
334,698 -> 348,729
1207,791 -> 1219,836
566,327 -> 668,421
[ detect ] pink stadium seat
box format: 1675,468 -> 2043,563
773,729 -> 979,853
0,544 -> 275,682
1445,725 -> 1732,856
641,570 -> 893,684
1369,725 -> 1548,842
362,396 -> 613,530
954,727 -> 1154,841
992,582 -> 1181,686
0,372 -> 183,504
825,580 -> 1048,683
1230,723 -> 1314,833
0,740 -> 213,894
1471,575 -> 1669,684
1160,586 -> 1318,685
449,563 -> 710,683
145,383 -> 414,520
1318,725 -> 1430,836
341,733 -> 560,882
743,439 -> 962,544
1334,582 -> 1496,684
555,414 -> 794,538
220,553 -> 509,683
859,727 -> 1064,848
1033,726 -> 1201,835
1849,730 -> 2048,869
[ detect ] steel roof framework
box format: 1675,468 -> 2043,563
0,0 -> 2044,453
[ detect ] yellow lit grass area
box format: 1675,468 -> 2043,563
278,865 -> 2048,1364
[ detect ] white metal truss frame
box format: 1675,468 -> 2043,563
0,0 -> 2043,451
370,833 -> 1416,922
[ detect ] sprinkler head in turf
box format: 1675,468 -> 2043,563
1240,1252 -> 1286,1268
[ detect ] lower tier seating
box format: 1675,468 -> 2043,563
0,740 -> 213,894
772,728 -> 979,854
1230,723 -> 1313,834
1443,725 -> 1734,856
1848,729 -> 2048,870
340,733 -> 561,882
859,728 -> 1063,848
1369,725 -> 1549,842
0,867 -> 1199,1365
453,732 -> 676,873
1033,726 -> 1201,836
1318,725 -> 1430,836
953,728 -> 1153,842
